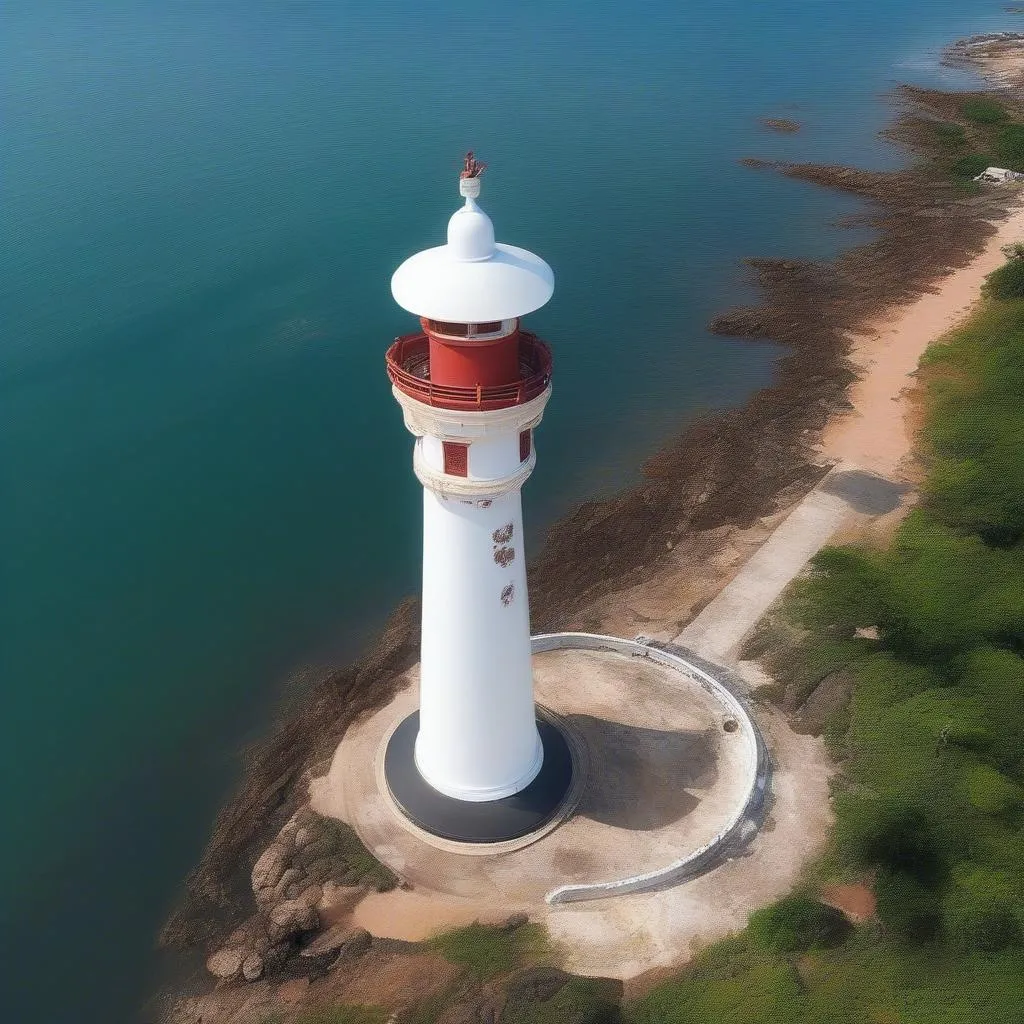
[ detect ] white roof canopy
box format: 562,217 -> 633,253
391,173 -> 554,323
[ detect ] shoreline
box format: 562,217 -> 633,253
158,34 -> 1024,1022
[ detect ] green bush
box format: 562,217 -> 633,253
981,257 -> 1024,299
835,798 -> 943,882
874,869 -> 941,941
942,867 -> 1022,951
748,894 -> 851,952
428,921 -> 548,981
949,153 -> 993,180
961,97 -> 1008,124
502,977 -> 623,1024
996,124 -> 1024,170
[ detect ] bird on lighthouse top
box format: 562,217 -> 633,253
390,153 -> 554,324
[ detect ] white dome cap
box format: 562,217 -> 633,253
391,168 -> 554,323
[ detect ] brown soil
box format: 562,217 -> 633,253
157,48 -> 1024,1024
821,882 -> 878,923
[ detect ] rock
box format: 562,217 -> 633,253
241,953 -> 265,982
269,898 -> 319,938
297,883 -> 323,908
206,947 -> 244,981
300,923 -> 355,958
264,941 -> 292,973
294,804 -> 318,828
500,913 -> 529,932
305,856 -> 335,883
251,843 -> 290,892
337,928 -> 371,961
506,967 -> 570,1004
272,864 -> 303,897
293,826 -> 314,849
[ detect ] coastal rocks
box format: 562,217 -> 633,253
762,117 -> 801,133
269,898 -> 319,938
251,844 -> 290,892
241,953 -> 265,982
206,948 -> 244,981
205,804 -> 394,984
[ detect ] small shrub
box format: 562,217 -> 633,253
874,869 -> 941,941
996,123 -> 1024,170
428,921 -> 548,981
943,867 -> 1023,951
748,894 -> 851,953
835,798 -> 943,882
949,153 -> 993,181
982,258 -> 1024,299
961,97 -> 1008,124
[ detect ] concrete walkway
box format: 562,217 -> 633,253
674,467 -> 907,665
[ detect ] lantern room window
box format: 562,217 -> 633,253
442,441 -> 469,477
519,429 -> 532,462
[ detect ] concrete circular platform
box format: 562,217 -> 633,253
311,634 -> 762,909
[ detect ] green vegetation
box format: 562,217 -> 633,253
747,893 -> 851,953
316,814 -> 398,891
427,921 -> 550,981
632,274 -> 1024,1021
925,94 -> 1024,180
503,978 -> 623,1024
961,96 -> 1009,124
261,1008 -> 389,1024
984,251 -> 1024,300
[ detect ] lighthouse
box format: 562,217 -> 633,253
383,155 -> 573,843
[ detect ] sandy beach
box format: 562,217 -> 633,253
822,202 -> 1024,479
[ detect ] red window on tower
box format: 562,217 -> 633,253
519,429 -> 532,462
442,441 -> 469,477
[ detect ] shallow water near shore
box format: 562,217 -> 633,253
0,1 -> 1012,1021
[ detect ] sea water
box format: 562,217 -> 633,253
0,1 -> 1006,1020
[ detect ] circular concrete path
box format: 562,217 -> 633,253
311,634 -> 760,909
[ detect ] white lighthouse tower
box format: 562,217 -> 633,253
383,156 -> 571,842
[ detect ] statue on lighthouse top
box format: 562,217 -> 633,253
383,156 -> 573,845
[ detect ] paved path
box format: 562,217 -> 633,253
674,467 -> 907,665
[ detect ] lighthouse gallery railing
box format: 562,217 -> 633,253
386,331 -> 552,411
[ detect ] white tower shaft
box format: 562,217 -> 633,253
394,388 -> 550,801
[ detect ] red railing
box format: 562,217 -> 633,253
386,331 -> 552,411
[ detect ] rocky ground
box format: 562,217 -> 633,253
154,41 -> 1024,1024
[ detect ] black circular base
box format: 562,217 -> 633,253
383,712 -> 574,844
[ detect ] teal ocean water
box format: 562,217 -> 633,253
0,2 -> 1009,1020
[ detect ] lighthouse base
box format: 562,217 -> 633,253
384,711 -> 574,844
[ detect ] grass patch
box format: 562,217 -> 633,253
316,815 -> 398,891
503,977 -> 623,1024
961,97 -> 1008,124
933,121 -> 968,150
629,270 -> 1024,1021
262,1008 -> 389,1024
949,152 -> 994,180
427,921 -> 550,981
